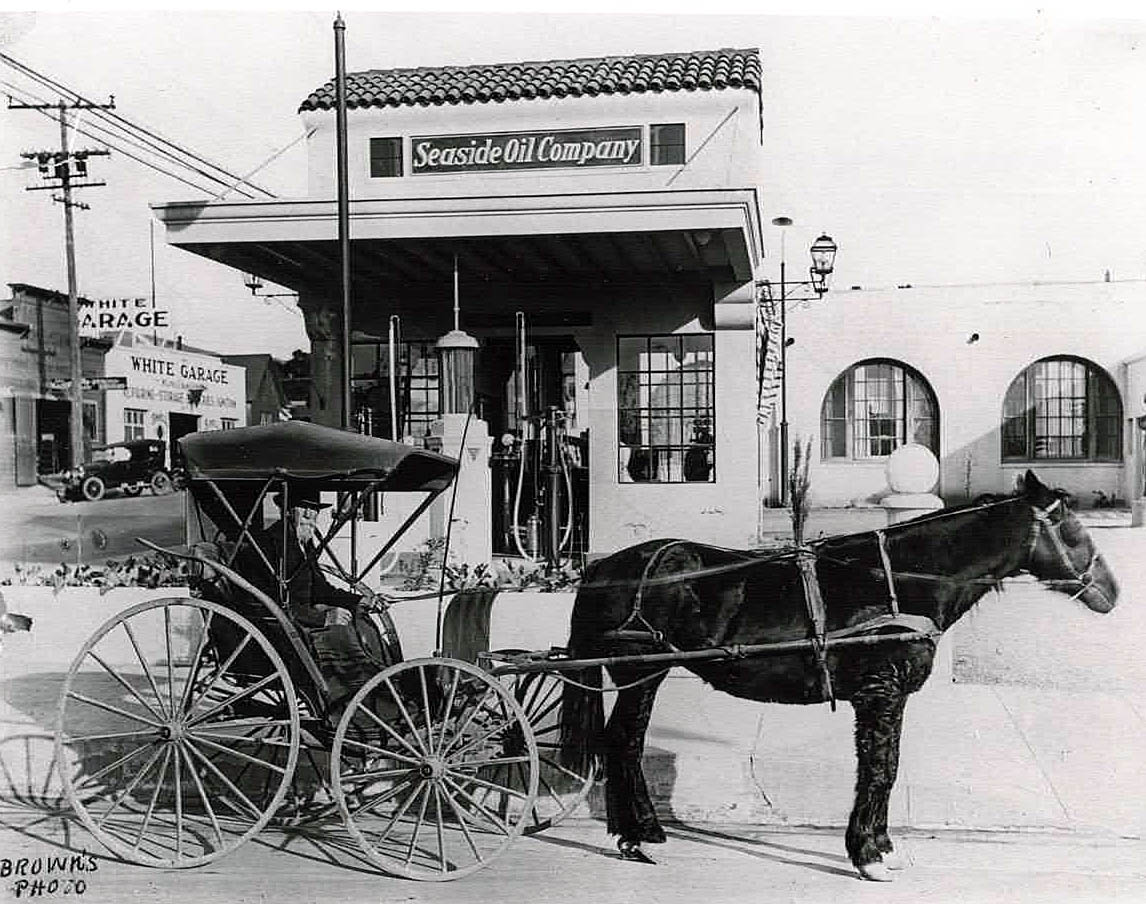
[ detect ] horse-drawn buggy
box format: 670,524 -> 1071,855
55,421 -> 1119,882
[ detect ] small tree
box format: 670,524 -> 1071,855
789,437 -> 813,547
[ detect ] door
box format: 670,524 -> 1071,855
13,396 -> 37,486
168,413 -> 200,470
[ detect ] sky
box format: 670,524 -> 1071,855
1,5 -> 1144,358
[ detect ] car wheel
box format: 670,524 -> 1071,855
150,471 -> 173,495
80,475 -> 106,502
122,484 -> 143,497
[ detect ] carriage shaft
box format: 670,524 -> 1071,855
489,629 -> 938,676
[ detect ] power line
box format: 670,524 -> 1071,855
3,80 -> 231,196
0,50 -> 276,198
2,78 -> 257,198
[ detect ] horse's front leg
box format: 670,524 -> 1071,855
847,685 -> 907,881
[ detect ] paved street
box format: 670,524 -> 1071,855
0,486 -> 184,567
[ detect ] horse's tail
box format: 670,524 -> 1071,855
559,661 -> 603,773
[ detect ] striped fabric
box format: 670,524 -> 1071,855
756,284 -> 782,423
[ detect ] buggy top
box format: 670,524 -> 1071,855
177,421 -> 458,593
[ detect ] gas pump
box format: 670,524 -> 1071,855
499,312 -> 580,567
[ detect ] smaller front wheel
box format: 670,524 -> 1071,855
150,471 -> 173,495
332,658 -> 539,881
81,475 -> 105,502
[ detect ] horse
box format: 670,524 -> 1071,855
559,470 -> 1118,881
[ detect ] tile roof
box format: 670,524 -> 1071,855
299,48 -> 760,112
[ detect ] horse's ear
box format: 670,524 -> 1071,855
1019,469 -> 1047,498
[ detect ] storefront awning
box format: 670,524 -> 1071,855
151,188 -> 764,294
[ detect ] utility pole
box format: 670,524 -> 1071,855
10,95 -> 114,469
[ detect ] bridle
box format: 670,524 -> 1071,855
1027,497 -> 1112,608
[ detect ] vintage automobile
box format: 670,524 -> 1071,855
56,438 -> 176,502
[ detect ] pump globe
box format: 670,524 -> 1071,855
886,444 -> 939,494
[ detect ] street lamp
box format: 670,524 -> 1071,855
763,218 -> 838,506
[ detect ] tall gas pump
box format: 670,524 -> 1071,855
498,312 -> 579,567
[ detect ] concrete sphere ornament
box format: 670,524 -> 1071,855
886,443 -> 939,494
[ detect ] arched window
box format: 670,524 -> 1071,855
1001,356 -> 1122,461
820,360 -> 938,460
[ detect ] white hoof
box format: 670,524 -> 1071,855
857,861 -> 895,882
881,849 -> 911,871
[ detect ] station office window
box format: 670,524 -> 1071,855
123,408 -> 146,442
369,137 -> 403,178
617,333 -> 715,483
650,124 -> 685,166
821,360 -> 938,459
1001,356 -> 1122,461
351,339 -> 440,438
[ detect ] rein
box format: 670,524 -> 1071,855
1026,497 -> 1112,609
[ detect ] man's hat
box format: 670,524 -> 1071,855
272,491 -> 330,511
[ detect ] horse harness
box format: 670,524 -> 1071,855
1027,497 -> 1112,609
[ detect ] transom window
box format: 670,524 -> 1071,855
650,123 -> 685,166
351,339 -> 441,439
1002,356 -> 1121,461
369,137 -> 403,178
821,360 -> 937,459
617,334 -> 715,483
123,408 -> 146,442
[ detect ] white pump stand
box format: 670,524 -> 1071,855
880,444 -> 944,525
428,413 -> 493,567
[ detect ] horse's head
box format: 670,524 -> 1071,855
1019,470 -> 1118,613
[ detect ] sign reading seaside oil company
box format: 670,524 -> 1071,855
411,127 -> 642,175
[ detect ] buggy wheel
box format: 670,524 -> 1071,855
81,475 -> 105,502
150,471 -> 173,495
331,658 -> 539,881
56,597 -> 300,868
498,670 -> 600,834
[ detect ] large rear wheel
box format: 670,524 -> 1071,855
498,669 -> 600,834
56,597 -> 300,867
331,658 -> 538,880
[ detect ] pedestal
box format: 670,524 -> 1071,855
1132,498 -> 1146,528
427,414 -> 492,566
881,492 -> 944,525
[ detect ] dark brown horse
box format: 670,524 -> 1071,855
560,471 -> 1118,881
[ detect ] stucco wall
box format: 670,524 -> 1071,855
781,280 -> 1145,508
301,88 -> 764,200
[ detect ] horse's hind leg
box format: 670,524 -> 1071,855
603,665 -> 668,862
847,688 -> 907,882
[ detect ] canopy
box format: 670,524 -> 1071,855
179,421 -> 457,492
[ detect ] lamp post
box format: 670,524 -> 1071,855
767,218 -> 838,506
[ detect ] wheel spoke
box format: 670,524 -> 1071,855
382,677 -> 429,756
434,668 -> 460,756
348,776 -> 417,820
178,609 -> 215,717
134,746 -> 171,851
440,775 -> 511,836
535,764 -> 563,808
173,741 -> 184,861
187,672 -> 280,727
446,715 -> 517,763
444,768 -> 530,802
66,691 -> 162,729
164,606 -> 176,718
185,733 -> 287,776
85,650 -> 168,725
439,687 -> 500,758
180,736 -> 264,820
185,732 -> 293,748
432,785 -> 447,873
64,728 -> 161,745
340,736 -> 423,768
121,619 -> 170,720
180,741 -> 224,849
191,717 -> 294,732
523,675 -> 560,719
528,691 -> 563,728
187,632 -> 252,718
373,779 -> 426,844
457,755 -> 532,769
74,739 -> 157,790
537,755 -> 590,784
96,743 -> 165,829
403,783 -> 431,866
344,705 -> 424,760
439,780 -> 483,863
339,766 -> 412,785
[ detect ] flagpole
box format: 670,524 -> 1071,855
334,12 -> 352,431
